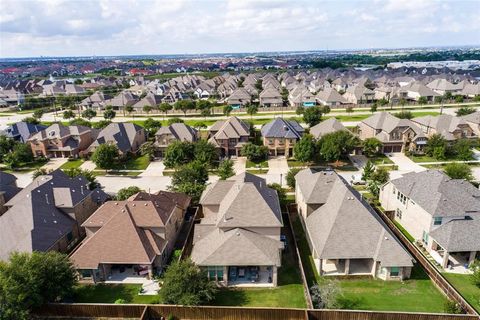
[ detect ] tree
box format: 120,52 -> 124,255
310,280 -> 342,309
321,105 -> 331,115
399,98 -> 407,108
0,136 -> 16,160
454,139 -> 473,160
456,106 -> 475,116
434,96 -> 443,104
296,106 -> 305,115
22,117 -> 40,125
362,138 -> 382,157
196,100 -> 212,118
140,142 -> 155,160
174,100 -> 195,116
345,105 -> 354,114
318,131 -> 358,162
286,168 -> 301,189
425,134 -> 448,158
103,109 -> 116,120
167,117 -> 184,125
217,159 -> 235,180
223,105 -> 233,116
159,259 -> 217,306
370,103 -> 377,114
362,160 -> 375,181
268,183 -> 287,206
192,121 -> 207,130
158,103 -> 173,120
0,251 -> 77,320
293,134 -> 317,162
63,168 -> 98,190
378,98 -> 388,107
443,92 -> 453,101
12,143 -> 33,164
254,79 -> 263,91
169,161 -> 209,203
246,103 -> 258,119
32,168 -> 49,179
470,259 -> 480,288
444,163 -> 473,181
70,118 -> 91,127
63,110 -> 75,120
125,105 -> 134,118
194,140 -> 217,166
367,167 -> 389,198
91,143 -> 118,170
2,152 -> 19,170
32,108 -> 45,120
455,95 -> 464,103
418,96 -> 428,105
303,107 -> 322,127
240,143 -> 268,162
143,118 -> 162,136
395,110 -> 413,119
91,120 -> 112,129
163,141 -> 194,168
116,186 -> 143,200
143,105 -> 153,115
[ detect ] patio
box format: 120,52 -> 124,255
104,265 -> 151,284
228,266 -> 274,287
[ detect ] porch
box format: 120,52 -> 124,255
227,266 -> 275,287
319,258 -> 374,276
430,245 -> 476,274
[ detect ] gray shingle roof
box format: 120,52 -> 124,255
261,117 -> 304,139
155,123 -> 197,142
88,122 -> 145,154
295,169 -> 338,204
429,213 -> 480,252
310,118 -> 347,139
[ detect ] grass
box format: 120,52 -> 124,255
60,159 -> 84,170
292,217 -> 320,286
246,159 -> 268,169
367,154 -> 394,165
443,273 -> 480,313
409,154 -> 472,163
103,154 -> 151,171
1,158 -> 48,173
245,169 -> 269,174
73,284 -> 160,304
393,220 -> 415,243
335,266 -> 448,312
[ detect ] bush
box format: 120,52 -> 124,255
114,298 -> 126,304
286,168 -> 301,189
240,143 -> 268,162
116,186 -> 143,200
444,300 -> 464,314
444,163 -> 473,181
470,259 -> 480,288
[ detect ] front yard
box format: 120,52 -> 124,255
442,273 -> 480,313
367,154 -> 394,165
409,154 -> 473,163
246,159 -> 268,169
60,159 -> 84,170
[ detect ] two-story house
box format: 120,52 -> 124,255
0,171 -> 21,216
412,114 -> 477,142
86,122 -> 146,156
295,169 -> 414,280
259,87 -> 283,107
380,170 -> 480,272
191,173 -> 283,287
358,112 -> 427,153
70,191 -> 191,282
154,123 -> 199,158
261,117 -> 304,157
27,124 -> 96,158
1,121 -> 46,143
227,88 -> 252,108
208,117 -> 250,157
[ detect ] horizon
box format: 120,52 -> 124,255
1,0 -> 480,59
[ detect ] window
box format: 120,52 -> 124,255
395,208 -> 402,219
66,231 -> 74,243
390,267 -> 400,277
206,266 -> 224,281
433,217 -> 442,226
393,188 -> 396,195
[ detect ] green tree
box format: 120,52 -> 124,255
454,139 -> 473,160
0,136 -> 16,160
362,160 -> 375,181
310,280 -> 342,309
434,96 -> 443,104
456,106 -> 475,116
194,140 -> 218,166
268,183 -> 287,206
143,118 -> 162,136
254,79 -> 263,91
296,106 -> 305,115
345,105 -> 354,114
196,100 -> 212,118
223,105 -> 233,116
418,96 -> 428,105
362,138 -> 382,157
12,143 -> 33,164
399,98 -> 407,108
125,105 -> 134,118
443,92 -> 453,101
425,134 -> 448,157
32,168 -> 49,179
433,146 -> 447,160
444,163 -> 473,181
139,142 -> 155,160
240,143 -> 268,162
378,98 -> 389,107
474,95 -> 480,102
116,186 -> 143,200
143,105 -> 153,115
321,105 -> 331,115
32,108 -> 45,120
174,100 -> 195,116
0,251 -> 77,320
158,102 -> 173,119
159,259 -> 217,305
318,131 -> 358,162
22,117 -> 40,125
293,134 -> 316,162
103,109 -> 116,120
91,120 -> 112,129
91,143 -> 118,170
367,167 -> 390,198
246,103 -> 258,120
286,168 -> 301,190
303,107 -> 322,127
217,159 -> 235,180
370,103 -> 377,114
395,110 -> 413,119
63,110 -> 75,120
167,117 -> 184,125
169,161 -> 209,203
192,121 -> 207,130
163,141 -> 194,168
470,259 -> 480,288
454,95 -> 464,103
81,109 -> 97,120
63,168 -> 98,190
2,152 -> 19,170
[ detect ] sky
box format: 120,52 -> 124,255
0,0 -> 479,58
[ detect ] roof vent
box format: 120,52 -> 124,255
115,202 -> 118,205
144,203 -> 148,206
53,220 -> 57,224
236,231 -> 241,236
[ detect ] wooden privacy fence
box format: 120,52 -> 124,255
34,304 -> 480,320
375,209 -> 479,316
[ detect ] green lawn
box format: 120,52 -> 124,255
367,154 -> 394,165
246,159 -> 268,169
336,266 -> 448,312
73,284 -> 160,304
60,159 -> 84,170
102,154 -> 151,171
409,154 -> 473,163
1,158 -> 48,173
443,273 -> 480,313
212,254 -> 306,308
393,220 -> 415,243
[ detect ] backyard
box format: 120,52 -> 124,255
443,273 -> 480,313
73,284 -> 160,304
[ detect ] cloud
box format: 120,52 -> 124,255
0,0 -> 479,57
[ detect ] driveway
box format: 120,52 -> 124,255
139,160 -> 165,177
233,157 -> 246,174
41,158 -> 68,172
10,172 -> 34,188
267,157 -> 289,175
79,160 -> 96,171
385,153 -> 426,173
349,155 -> 368,169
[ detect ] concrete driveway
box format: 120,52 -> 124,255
385,153 -> 426,173
349,155 -> 368,169
233,157 -> 247,174
79,160 -> 96,171
139,160 -> 165,177
10,172 -> 34,188
41,158 -> 68,171
267,157 -> 289,175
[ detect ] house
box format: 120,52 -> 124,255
401,82 -> 440,102
208,117 -> 250,157
28,124 -> 96,158
412,114 -> 477,141
461,111 -> 480,136
70,191 -> 191,282
261,117 -> 304,157
343,85 -> 375,104
191,173 -> 283,287
310,118 -> 348,140
461,83 -> 480,98
154,123 -> 199,157
259,87 -> 283,107
227,88 -> 252,108
295,169 -> 413,280
0,170 -> 108,261
86,122 -> 146,156
380,170 -> 480,271
358,112 -> 427,153
1,121 -> 46,143
427,79 -> 462,95
131,92 -> 163,113
79,91 -> 112,110
288,86 -> 316,107
315,88 -> 348,107
0,171 -> 21,215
